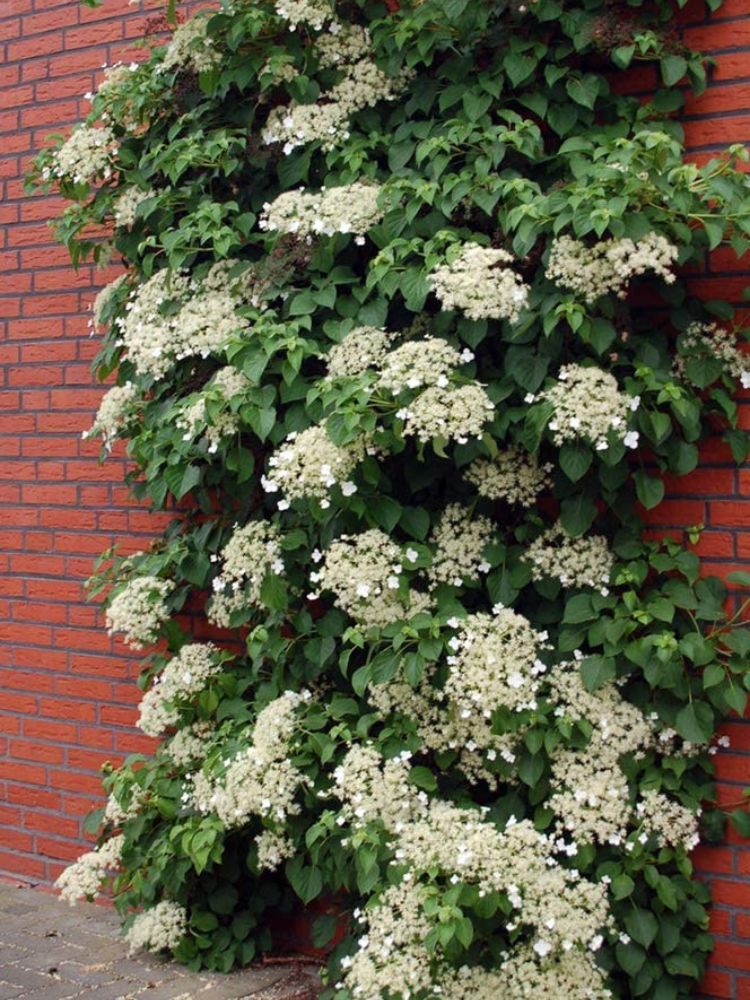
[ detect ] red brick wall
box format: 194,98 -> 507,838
0,0 -> 748,993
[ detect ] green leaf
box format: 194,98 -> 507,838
634,470 -> 665,510
675,701 -> 714,743
260,574 -> 287,612
517,750 -> 545,787
559,443 -> 592,482
409,766 -> 438,791
311,914 -> 339,948
286,857 -> 323,904
369,496 -> 402,532
560,494 -> 597,536
566,76 -> 597,110
661,54 -> 688,87
624,909 -> 659,948
617,941 -> 646,975
503,53 -> 537,87
611,873 -> 635,899
580,656 -> 616,692
399,506 -> 431,540
563,594 -> 596,624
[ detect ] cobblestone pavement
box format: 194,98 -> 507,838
0,884 -> 321,1000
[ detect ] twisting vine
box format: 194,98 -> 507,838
31,0 -> 750,995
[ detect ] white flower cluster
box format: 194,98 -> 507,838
443,947 -> 613,1000
523,523 -> 614,594
675,321 -> 750,388
105,576 -> 174,649
176,366 -> 250,454
117,269 -> 247,379
102,784 -> 146,826
427,504 -> 493,588
445,609 -> 548,716
636,790 -> 700,852
368,668 -> 520,788
92,274 -> 127,329
104,786 -> 144,827
547,664 -> 658,845
333,744 -> 421,832
161,16 -> 220,75
262,23 -> 411,153
125,901 -> 187,956
259,182 -> 383,242
324,326 -> 395,378
465,446 -> 553,506
137,643 -> 222,737
314,529 -> 430,629
163,721 -> 213,768
44,125 -> 115,185
430,244 -> 530,323
93,61 -> 138,102
333,748 -> 611,1000
55,835 -> 124,905
190,691 -> 308,828
400,383 -> 495,445
113,186 -> 155,229
208,521 -> 284,628
325,327 -> 491,447
398,804 -> 611,957
84,382 -> 137,449
377,337 -> 466,393
539,364 -> 639,451
340,881 -> 438,999
275,0 -> 332,30
263,426 -> 369,508
546,233 -> 679,303
256,829 -> 295,871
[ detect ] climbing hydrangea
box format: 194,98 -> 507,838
430,244 -> 530,322
208,521 -> 284,627
36,0 -> 750,991
465,447 -> 553,505
262,426 -> 369,507
400,383 -> 495,445
176,366 -> 251,453
137,643 -> 223,737
444,608 -> 548,715
190,691 -> 309,828
314,529 -> 430,628
523,523 -> 614,593
160,17 -> 220,74
105,576 -> 174,649
675,321 -> 750,388
260,182 -> 384,240
43,125 -> 115,184
84,382 -> 138,449
125,901 -> 188,956
427,503 -> 494,587
262,23 -> 411,153
113,187 -> 155,229
539,364 -> 640,451
546,233 -> 679,303
55,835 -> 124,905
324,326 -> 395,378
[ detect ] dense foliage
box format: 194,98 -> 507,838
32,0 -> 750,995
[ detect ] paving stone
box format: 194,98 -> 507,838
0,988 -> 27,1000
0,887 -> 321,1000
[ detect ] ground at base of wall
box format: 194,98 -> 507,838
0,885 -> 321,1000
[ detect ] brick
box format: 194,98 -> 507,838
700,969 -> 733,999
